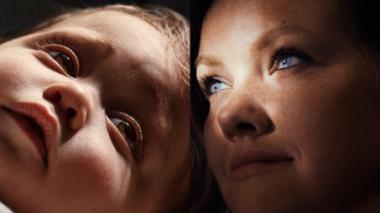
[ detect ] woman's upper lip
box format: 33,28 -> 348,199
6,102 -> 59,165
229,149 -> 293,175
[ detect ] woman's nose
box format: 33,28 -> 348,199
217,96 -> 272,141
43,83 -> 93,131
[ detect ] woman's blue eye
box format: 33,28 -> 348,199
209,81 -> 228,94
273,48 -> 311,71
277,56 -> 303,70
199,77 -> 230,96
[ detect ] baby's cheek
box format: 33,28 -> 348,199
50,137 -> 129,202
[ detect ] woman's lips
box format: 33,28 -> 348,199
229,149 -> 293,179
2,102 -> 59,166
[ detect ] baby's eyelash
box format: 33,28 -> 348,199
107,111 -> 145,162
33,37 -> 81,77
34,34 -> 70,50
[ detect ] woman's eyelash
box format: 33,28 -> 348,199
271,48 -> 312,71
199,76 -> 229,97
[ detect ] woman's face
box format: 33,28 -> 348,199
197,0 -> 380,212
0,10 -> 189,212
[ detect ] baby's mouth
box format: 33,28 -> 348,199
3,107 -> 47,165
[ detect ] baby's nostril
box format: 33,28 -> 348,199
66,107 -> 77,118
44,90 -> 62,103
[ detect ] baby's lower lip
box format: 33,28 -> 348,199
3,107 -> 47,164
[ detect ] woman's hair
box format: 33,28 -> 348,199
191,0 -> 212,132
341,1 -> 380,55
337,0 -> 380,91
190,0 -> 228,212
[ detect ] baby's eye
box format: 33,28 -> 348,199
111,118 -> 137,150
108,113 -> 143,160
44,44 -> 80,77
272,48 -> 312,71
199,76 -> 230,96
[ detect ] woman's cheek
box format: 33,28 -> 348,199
271,61 -> 380,173
203,110 -> 230,181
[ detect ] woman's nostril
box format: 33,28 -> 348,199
66,107 -> 77,118
44,90 -> 62,103
238,122 -> 256,132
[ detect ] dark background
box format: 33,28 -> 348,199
0,0 -> 189,38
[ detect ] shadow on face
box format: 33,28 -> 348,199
196,0 -> 380,212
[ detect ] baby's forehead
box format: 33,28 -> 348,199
49,11 -> 169,63
48,10 -> 162,39
18,7 -> 185,101
37,8 -> 182,76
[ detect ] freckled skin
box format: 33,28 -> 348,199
197,0 -> 380,212
0,10 -> 189,212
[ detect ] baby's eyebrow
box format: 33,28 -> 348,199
33,28 -> 114,55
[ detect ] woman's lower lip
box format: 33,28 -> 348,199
5,109 -> 47,164
230,161 -> 292,180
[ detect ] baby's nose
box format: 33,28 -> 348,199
43,83 -> 93,131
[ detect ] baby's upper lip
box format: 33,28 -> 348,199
229,148 -> 293,174
5,102 -> 59,165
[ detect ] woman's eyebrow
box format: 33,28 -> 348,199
253,25 -> 321,50
195,54 -> 224,69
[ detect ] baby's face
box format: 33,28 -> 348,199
0,10 -> 189,212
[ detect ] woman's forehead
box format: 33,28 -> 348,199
200,0 -> 345,57
206,0 -> 341,30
